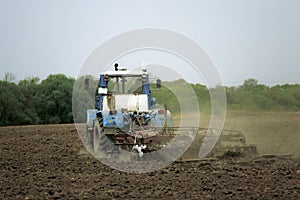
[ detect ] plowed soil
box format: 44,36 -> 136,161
1,124 -> 299,199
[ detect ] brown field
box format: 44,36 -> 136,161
0,112 -> 300,199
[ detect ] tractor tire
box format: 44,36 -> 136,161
92,118 -> 112,157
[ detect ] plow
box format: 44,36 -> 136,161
85,64 -> 257,161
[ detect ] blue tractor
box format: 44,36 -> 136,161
86,64 -> 173,159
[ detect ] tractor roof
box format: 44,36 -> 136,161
100,69 -> 147,76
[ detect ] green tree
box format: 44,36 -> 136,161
18,77 -> 40,124
35,74 -> 75,124
191,83 -> 211,113
0,81 -> 25,125
241,78 -> 258,90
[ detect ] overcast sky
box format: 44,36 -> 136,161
0,0 -> 299,85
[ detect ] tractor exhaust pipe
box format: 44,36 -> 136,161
114,63 -> 119,71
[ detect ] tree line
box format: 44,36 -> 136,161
0,74 -> 74,126
225,78 -> 300,111
151,78 -> 299,113
0,73 -> 299,126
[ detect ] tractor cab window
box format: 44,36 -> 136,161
107,76 -> 143,94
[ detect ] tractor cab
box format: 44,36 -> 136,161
106,71 -> 145,95
96,66 -> 151,113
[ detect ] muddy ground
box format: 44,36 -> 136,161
1,124 -> 299,199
